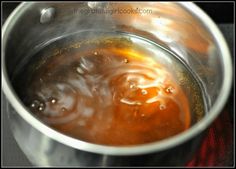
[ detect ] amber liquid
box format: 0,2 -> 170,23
13,32 -> 205,146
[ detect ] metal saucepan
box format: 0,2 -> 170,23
2,2 -> 232,166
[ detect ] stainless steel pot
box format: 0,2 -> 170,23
2,2 -> 232,166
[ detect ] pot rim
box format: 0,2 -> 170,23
2,2 -> 232,156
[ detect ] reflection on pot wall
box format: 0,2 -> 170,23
2,2 -> 232,166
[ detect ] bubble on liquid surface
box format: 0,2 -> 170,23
30,100 -> 40,108
31,103 -> 36,108
165,86 -> 175,94
38,102 -> 45,111
49,97 -> 57,104
141,89 -> 148,95
159,104 -> 166,110
61,107 -> 67,112
129,82 -> 138,90
38,107 -> 44,111
123,58 -> 129,63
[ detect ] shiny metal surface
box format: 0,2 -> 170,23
2,2 -> 232,166
40,7 -> 55,24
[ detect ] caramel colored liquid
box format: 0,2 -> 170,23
14,33 -> 205,145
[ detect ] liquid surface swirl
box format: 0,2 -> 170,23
14,34 -> 205,146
